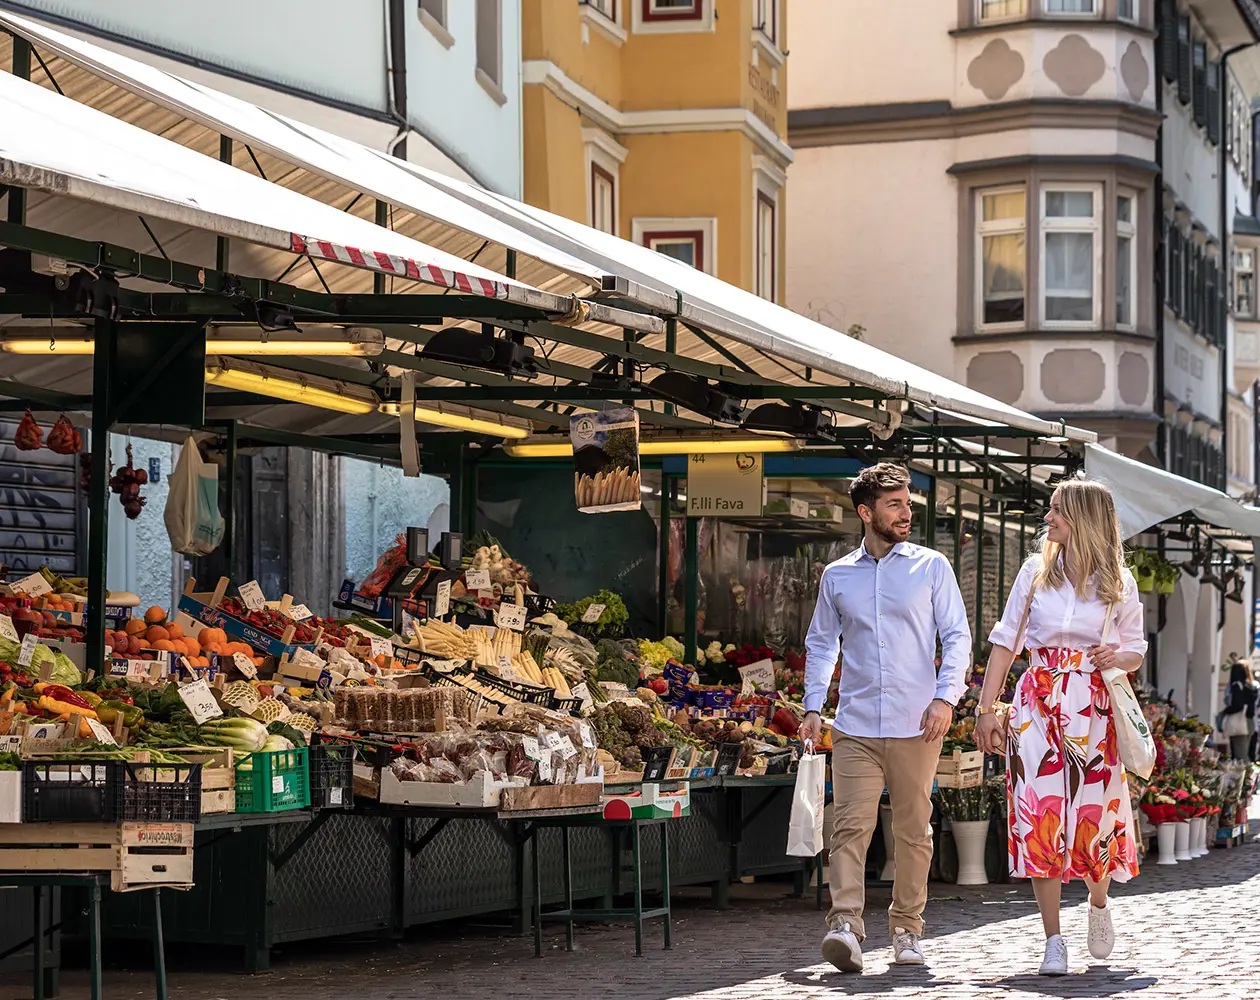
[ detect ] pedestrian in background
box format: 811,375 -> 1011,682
1221,660 -> 1258,761
975,478 -> 1146,977
800,462 -> 971,973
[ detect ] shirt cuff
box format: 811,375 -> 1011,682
803,696 -> 824,715
988,621 -> 1020,651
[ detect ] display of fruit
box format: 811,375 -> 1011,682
14,409 -> 42,451
108,443 -> 148,519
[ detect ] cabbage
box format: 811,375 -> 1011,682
49,652 -> 81,687
0,638 -> 79,685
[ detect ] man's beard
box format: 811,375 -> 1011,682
870,515 -> 911,545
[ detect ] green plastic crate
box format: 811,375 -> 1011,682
235,747 -> 311,813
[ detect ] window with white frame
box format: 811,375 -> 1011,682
976,188 -> 1026,327
1042,187 -> 1100,325
1116,193 -> 1136,329
978,0 -> 1026,21
591,165 -> 616,235
644,0 -> 700,19
755,192 -> 777,301
1044,0 -> 1097,13
1117,0 -> 1137,21
648,232 -> 701,268
633,218 -> 716,274
754,0 -> 777,43
1237,248 -> 1255,318
475,0 -> 502,89
585,0 -> 617,20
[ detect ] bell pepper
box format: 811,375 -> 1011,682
77,690 -> 103,707
36,694 -> 98,720
98,701 -> 142,729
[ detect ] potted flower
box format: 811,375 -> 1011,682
1140,784 -> 1179,865
1155,559 -> 1178,595
1127,548 -> 1155,592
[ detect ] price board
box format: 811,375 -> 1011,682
11,572 -> 52,597
495,603 -> 527,632
464,568 -> 492,591
0,615 -> 17,642
232,652 -> 258,680
238,580 -> 265,612
581,603 -> 606,624
434,580 -> 451,618
178,679 -> 224,724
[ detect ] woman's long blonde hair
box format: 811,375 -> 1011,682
1038,478 -> 1126,605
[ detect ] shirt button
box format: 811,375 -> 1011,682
880,641 -> 885,647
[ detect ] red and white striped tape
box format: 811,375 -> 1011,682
291,234 -> 508,299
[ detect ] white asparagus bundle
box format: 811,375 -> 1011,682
575,468 -> 641,508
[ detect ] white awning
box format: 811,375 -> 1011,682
1084,444 -> 1260,539
0,9 -> 1096,444
0,70 -> 533,301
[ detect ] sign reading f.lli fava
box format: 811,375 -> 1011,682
686,453 -> 763,517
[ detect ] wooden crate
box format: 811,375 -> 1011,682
164,747 -> 236,815
499,783 -> 602,813
936,748 -> 983,789
0,821 -> 194,892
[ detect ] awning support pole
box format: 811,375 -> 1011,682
684,516 -> 699,667
925,473 -> 937,549
953,485 -> 962,574
216,136 -> 232,272
658,475 -> 671,637
86,316 -> 117,674
374,200 -> 389,294
998,505 -> 1007,625
6,37 -> 29,226
461,446 -> 478,537
974,499 -> 985,663
664,319 -> 677,416
224,420 -> 238,583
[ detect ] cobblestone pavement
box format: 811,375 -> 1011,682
37,817 -> 1260,1000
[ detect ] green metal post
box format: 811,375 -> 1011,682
461,445 -> 478,536
216,137 -> 232,271
658,475 -> 671,636
973,500 -> 985,662
998,505 -> 1007,612
664,319 -> 677,415
924,475 -> 937,549
505,248 -> 517,280
1019,513 -> 1028,565
952,485 -> 962,574
86,317 -> 116,676
152,888 -> 167,1000
683,516 -> 699,665
374,200 -> 389,294
6,39 -> 29,226
223,420 -> 237,583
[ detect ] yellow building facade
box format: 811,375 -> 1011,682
522,0 -> 792,301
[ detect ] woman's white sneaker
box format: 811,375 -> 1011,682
1039,935 -> 1069,976
1088,903 -> 1114,960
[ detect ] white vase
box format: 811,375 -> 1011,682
879,802 -> 896,881
1155,823 -> 1178,865
952,819 -> 990,886
1174,821 -> 1191,861
1190,816 -> 1208,857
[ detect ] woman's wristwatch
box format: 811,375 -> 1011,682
974,704 -> 1001,718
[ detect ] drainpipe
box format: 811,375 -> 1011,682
1220,44 -> 1253,490
384,0 -> 410,158
1155,7 -> 1167,468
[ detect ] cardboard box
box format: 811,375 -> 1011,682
602,782 -> 691,820
177,593 -> 312,658
0,772 -> 21,823
378,767 -> 527,808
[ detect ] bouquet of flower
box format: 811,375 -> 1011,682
725,643 -> 776,668
1139,783 -> 1179,825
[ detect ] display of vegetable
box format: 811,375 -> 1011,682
593,638 -> 641,689
555,590 -> 628,638
197,716 -> 269,752
0,637 -> 80,688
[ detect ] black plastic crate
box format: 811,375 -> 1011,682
121,762 -> 203,822
474,669 -> 554,706
22,760 -> 124,823
714,742 -> 744,777
310,733 -> 357,810
550,693 -> 582,715
641,746 -> 675,783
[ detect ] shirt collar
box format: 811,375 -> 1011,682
858,540 -> 910,562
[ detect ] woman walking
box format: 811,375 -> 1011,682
1220,660 -> 1257,760
974,479 -> 1146,976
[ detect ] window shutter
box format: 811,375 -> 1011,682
1178,18 -> 1192,105
1207,61 -> 1221,145
1160,0 -> 1178,82
1193,41 -> 1208,126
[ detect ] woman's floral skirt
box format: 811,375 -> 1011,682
1006,646 -> 1140,884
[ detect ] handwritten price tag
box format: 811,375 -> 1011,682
577,720 -> 595,748
0,735 -> 22,753
495,603 -> 526,631
85,718 -> 118,746
238,580 -> 265,612
537,753 -> 553,782
465,568 -> 491,590
541,731 -> 564,751
178,679 -> 223,724
738,658 -> 776,692
369,637 -> 393,659
789,498 -> 809,519
556,735 -> 578,760
581,603 -> 606,624
285,603 -> 313,621
0,615 -> 17,642
522,735 -> 541,760
17,633 -> 37,667
11,572 -> 52,597
434,579 -> 451,618
232,652 -> 257,680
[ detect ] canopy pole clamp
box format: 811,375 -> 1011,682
554,294 -> 591,327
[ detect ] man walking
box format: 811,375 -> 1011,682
799,463 -> 970,972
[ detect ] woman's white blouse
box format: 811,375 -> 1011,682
989,555 -> 1148,657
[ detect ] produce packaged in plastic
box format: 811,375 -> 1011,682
359,533 -> 410,598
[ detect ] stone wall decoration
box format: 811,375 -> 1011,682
1041,348 -> 1105,404
966,351 -> 1025,405
1118,351 -> 1151,407
1120,40 -> 1150,103
967,39 -> 1025,101
1043,35 -> 1106,98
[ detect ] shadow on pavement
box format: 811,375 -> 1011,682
986,968 -> 1159,997
781,964 -> 963,995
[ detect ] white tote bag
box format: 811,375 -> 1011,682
163,437 -> 225,556
1099,609 -> 1157,780
786,745 -> 827,857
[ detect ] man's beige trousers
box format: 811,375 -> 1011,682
826,731 -> 940,940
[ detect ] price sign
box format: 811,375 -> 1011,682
581,603 -> 606,624
465,568 -> 491,590
17,633 -> 37,667
541,730 -> 564,751
425,658 -> 460,673
369,637 -> 393,660
285,603 -> 313,622
521,735 -> 541,760
127,660 -> 155,681
0,735 -> 22,753
11,572 -> 52,597
573,683 -> 594,715
26,723 -> 63,741
271,774 -> 285,794
238,580 -> 266,612
178,679 -> 223,724
434,579 -> 451,618
232,652 -> 257,680
789,498 -> 809,519
495,603 -> 527,632
0,614 -> 17,642
536,753 -> 553,782
85,718 -> 118,746
497,654 -> 513,675
577,720 -> 595,748
738,658 -> 776,692
556,735 -> 578,760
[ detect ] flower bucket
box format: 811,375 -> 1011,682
1173,820 -> 1192,861
952,819 -> 990,886
1135,570 -> 1155,593
1190,816 -> 1208,857
1155,823 -> 1178,865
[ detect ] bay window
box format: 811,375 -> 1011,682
976,188 -> 1027,327
1237,248 -> 1255,318
1116,193 -> 1136,329
1044,0 -> 1097,13
978,0 -> 1025,21
1042,187 -> 1100,326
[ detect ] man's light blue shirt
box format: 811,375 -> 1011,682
803,541 -> 972,739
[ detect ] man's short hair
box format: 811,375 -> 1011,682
850,462 -> 911,513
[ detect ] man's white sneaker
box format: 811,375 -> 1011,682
821,923 -> 863,972
892,927 -> 925,965
1039,935 -> 1069,976
1088,903 -> 1114,960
